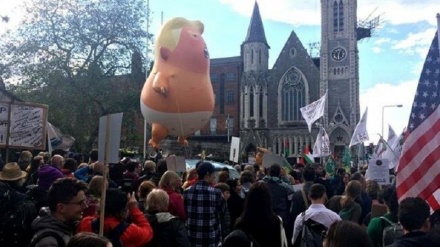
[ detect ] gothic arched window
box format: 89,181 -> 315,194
250,87 -> 254,117
281,67 -> 306,122
333,0 -> 344,32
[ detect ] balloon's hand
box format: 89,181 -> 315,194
152,71 -> 168,97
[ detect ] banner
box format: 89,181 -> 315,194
47,122 -> 75,152
300,91 -> 327,132
349,107 -> 369,147
313,127 -> 331,157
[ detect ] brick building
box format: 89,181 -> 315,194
147,0 -> 367,162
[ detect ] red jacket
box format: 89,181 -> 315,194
77,207 -> 153,247
162,186 -> 186,220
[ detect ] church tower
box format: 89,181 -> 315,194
320,0 -> 360,157
240,1 -> 270,131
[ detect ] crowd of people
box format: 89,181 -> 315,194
0,149 -> 439,247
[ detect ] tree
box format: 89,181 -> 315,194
1,0 -> 152,152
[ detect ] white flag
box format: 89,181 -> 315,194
349,107 -> 369,147
381,125 -> 399,168
387,128 -> 405,170
300,90 -> 328,132
313,128 -> 331,157
47,122 -> 75,153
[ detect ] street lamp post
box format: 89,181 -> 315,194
381,104 -> 403,137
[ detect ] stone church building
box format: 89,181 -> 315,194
201,0 -> 367,162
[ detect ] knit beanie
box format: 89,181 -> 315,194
38,165 -> 64,191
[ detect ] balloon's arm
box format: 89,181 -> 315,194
152,71 -> 169,97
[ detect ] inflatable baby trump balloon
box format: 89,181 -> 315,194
140,17 -> 214,148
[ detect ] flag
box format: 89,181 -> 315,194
349,107 -> 369,147
381,125 -> 401,169
342,146 -> 352,168
303,145 -> 314,164
47,122 -> 75,152
300,90 -> 328,132
390,129 -> 405,170
325,157 -> 335,176
373,137 -> 390,169
283,138 -> 289,158
313,127 -> 331,157
396,30 -> 440,211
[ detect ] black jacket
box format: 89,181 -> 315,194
145,212 -> 190,247
387,231 -> 440,247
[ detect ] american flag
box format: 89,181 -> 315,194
396,31 -> 440,211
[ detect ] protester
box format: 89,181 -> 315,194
139,160 -> 156,182
182,168 -> 197,189
292,184 -> 341,245
233,181 -> 288,247
159,170 -> 186,220
225,178 -> 245,230
263,163 -> 294,244
144,189 -> 190,247
18,150 -> 33,171
137,180 -> 157,212
66,232 -> 110,247
184,161 -> 228,247
290,166 -> 316,221
83,175 -> 107,217
367,186 -> 399,247
387,197 -> 440,247
31,178 -> 88,247
351,172 -> 372,223
25,155 -> 44,186
77,188 -> 153,247
150,159 -> 168,186
0,162 -> 37,247
327,180 -> 362,223
324,220 -> 373,247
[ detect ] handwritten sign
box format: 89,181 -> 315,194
0,101 -> 48,149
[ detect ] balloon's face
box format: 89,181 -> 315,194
166,26 -> 210,74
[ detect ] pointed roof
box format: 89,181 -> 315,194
243,1 -> 269,48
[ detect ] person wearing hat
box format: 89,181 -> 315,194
0,162 -> 28,198
0,162 -> 37,246
27,163 -> 64,212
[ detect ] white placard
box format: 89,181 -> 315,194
166,156 -> 186,173
262,153 -> 285,168
366,158 -> 390,185
229,137 -> 240,163
98,113 -> 123,164
0,101 -> 48,149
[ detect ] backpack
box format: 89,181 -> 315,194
338,205 -> 354,221
0,184 -> 37,247
91,219 -> 129,247
380,216 -> 403,247
297,212 -> 327,247
29,231 -> 66,247
223,229 -> 260,247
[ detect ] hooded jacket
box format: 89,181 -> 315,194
31,207 -> 75,247
145,212 -> 190,247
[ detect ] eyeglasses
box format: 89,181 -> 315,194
63,199 -> 87,206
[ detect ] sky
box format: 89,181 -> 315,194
1,0 -> 440,144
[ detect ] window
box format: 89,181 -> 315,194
211,73 -> 218,83
226,117 -> 234,132
281,67 -> 306,122
333,0 -> 344,32
210,118 -> 217,135
226,90 -> 234,104
226,73 -> 235,81
249,87 -> 254,117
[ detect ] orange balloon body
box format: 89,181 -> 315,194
140,18 -> 214,148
